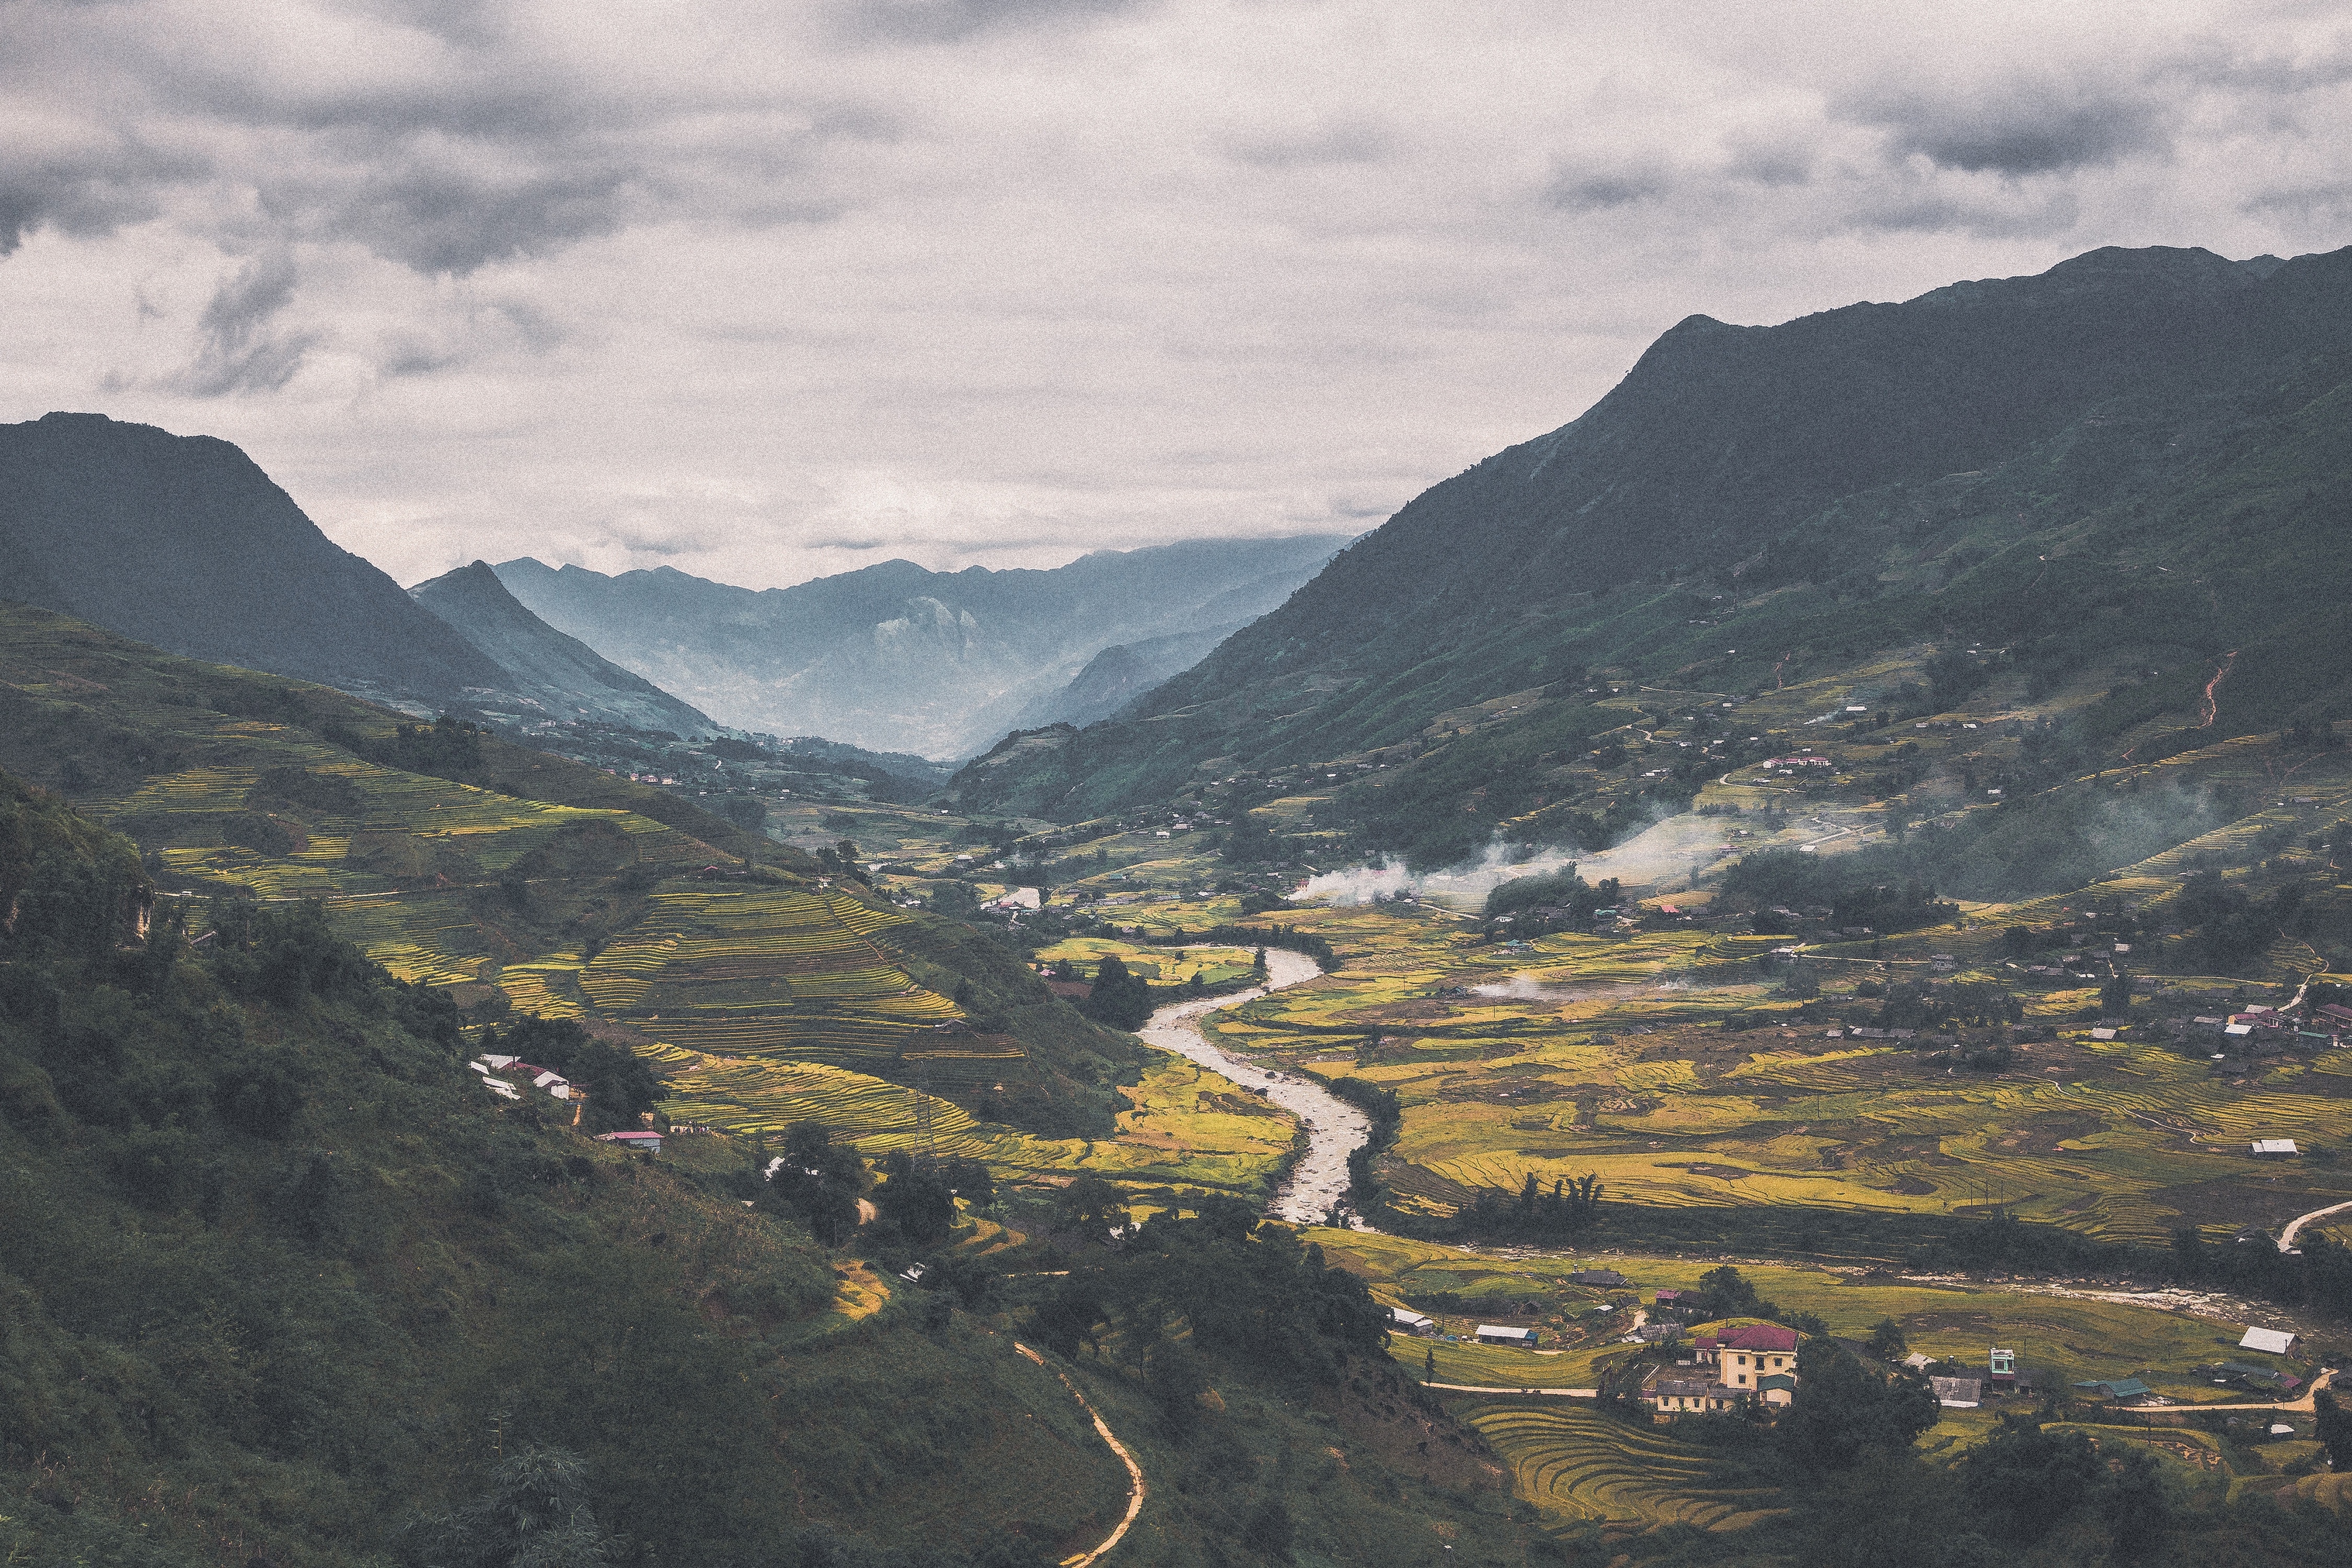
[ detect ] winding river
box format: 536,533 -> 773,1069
1136,948 -> 1373,1225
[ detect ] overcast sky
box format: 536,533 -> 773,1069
4,1 -> 2348,591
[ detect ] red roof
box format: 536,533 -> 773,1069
1722,1324 -> 1799,1352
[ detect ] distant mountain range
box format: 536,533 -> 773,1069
492,534 -> 1353,757
950,244 -> 2352,822
409,561 -> 715,735
0,412 -> 720,736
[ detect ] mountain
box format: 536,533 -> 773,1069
1004,622 -> 1239,732
409,559 -> 716,736
948,244 -> 2352,825
0,412 -> 724,737
0,411 -> 505,707
492,533 -> 1354,757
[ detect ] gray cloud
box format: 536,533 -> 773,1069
1224,116 -> 1397,169
0,134 -> 205,253
1842,79 -> 2175,176
266,159 -> 639,274
1548,165 -> 1672,211
171,250 -> 319,396
836,0 -> 1156,44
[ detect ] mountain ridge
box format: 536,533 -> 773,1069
947,243 -> 2352,823
494,532 -> 1355,756
409,559 -> 717,737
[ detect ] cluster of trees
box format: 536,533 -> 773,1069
1077,953 -> 1155,1030
1723,848 -> 1956,935
322,713 -> 489,782
1024,1201 -> 1388,1387
476,1013 -> 662,1134
1484,867 -> 1622,923
1452,1171 -> 1607,1240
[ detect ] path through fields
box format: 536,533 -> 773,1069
1014,1342 -> 1146,1568
1138,949 -> 1371,1224
2278,1198 -> 2352,1252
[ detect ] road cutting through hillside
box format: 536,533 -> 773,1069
1014,1342 -> 1146,1568
1137,948 -> 1370,1224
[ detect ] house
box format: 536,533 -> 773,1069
1390,1307 -> 1437,1336
1901,1352 -> 1936,1374
1475,1324 -> 1538,1347
1987,1348 -> 2017,1389
1932,1376 -> 1983,1408
2071,1376 -> 2155,1405
1707,1324 -> 1797,1395
1644,1372 -> 1744,1417
2239,1325 -> 2298,1356
1044,979 -> 1093,1000
599,1130 -> 663,1155
1568,1268 -> 1627,1287
1653,1288 -> 1688,1313
2251,1139 -> 2300,1158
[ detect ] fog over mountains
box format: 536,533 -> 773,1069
493,535 -> 1352,757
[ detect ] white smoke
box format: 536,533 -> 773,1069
1298,809 -> 1742,910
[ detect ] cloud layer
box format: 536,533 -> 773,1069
3,1 -> 2349,590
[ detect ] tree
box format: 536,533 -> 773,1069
2316,1389 -> 2352,1470
1695,1264 -> 1768,1321
397,1444 -> 613,1567
1224,813 -> 1282,863
2100,967 -> 2134,1016
759,1121 -> 864,1246
1959,1417 -> 2103,1543
1866,1317 -> 1908,1361
1778,1339 -> 1939,1473
874,1150 -> 958,1246
1080,954 -> 1154,1030
1145,1338 -> 1209,1436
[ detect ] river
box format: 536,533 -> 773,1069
1136,948 -> 1372,1225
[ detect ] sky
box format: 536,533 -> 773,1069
4,1 -> 2349,592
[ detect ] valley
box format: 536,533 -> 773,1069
8,241 -> 2352,1567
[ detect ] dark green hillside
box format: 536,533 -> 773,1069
950,245 -> 2352,825
0,771 -> 1125,1566
0,773 -> 1535,1567
0,601 -> 1135,1138
0,412 -> 505,709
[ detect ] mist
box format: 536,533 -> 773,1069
1298,808 -> 1739,909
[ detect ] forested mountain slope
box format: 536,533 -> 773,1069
494,534 -> 1352,756
951,245 -> 2352,823
0,411 -> 503,708
409,560 -> 716,736
0,601 -> 1132,1138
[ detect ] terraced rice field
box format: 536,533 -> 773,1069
1460,1403 -> 1783,1529
1312,1230 -> 2317,1406
581,884 -> 962,1068
1163,897 -> 2352,1244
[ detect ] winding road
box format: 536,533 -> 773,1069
2278,1198 -> 2352,1253
1014,1342 -> 1147,1568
